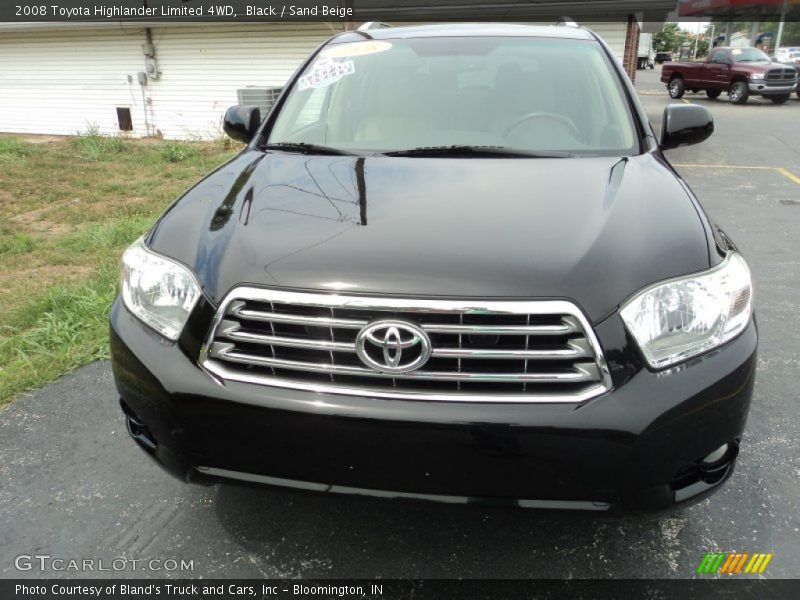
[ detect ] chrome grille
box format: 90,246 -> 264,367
766,68 -> 797,82
200,289 -> 612,403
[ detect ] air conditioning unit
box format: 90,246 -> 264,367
237,87 -> 283,115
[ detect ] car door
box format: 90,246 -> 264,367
705,49 -> 731,87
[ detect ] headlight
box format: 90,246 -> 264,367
620,253 -> 752,369
121,237 -> 201,341
750,73 -> 765,80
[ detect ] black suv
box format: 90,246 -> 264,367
111,23 -> 756,512
655,51 -> 673,63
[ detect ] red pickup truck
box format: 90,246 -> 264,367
661,46 -> 798,105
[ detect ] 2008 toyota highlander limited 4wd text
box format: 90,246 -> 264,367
111,23 -> 756,512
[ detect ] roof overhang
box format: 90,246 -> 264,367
0,1 -> 680,31
351,0 -> 679,21
677,0 -> 800,19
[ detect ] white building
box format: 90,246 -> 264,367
728,32 -> 752,48
0,20 -> 642,140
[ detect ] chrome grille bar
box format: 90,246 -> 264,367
210,344 -> 599,383
231,305 -> 577,336
231,306 -> 368,329
217,323 -> 591,360
199,287 -> 613,403
221,329 -> 355,352
421,322 -> 576,335
431,343 -> 589,360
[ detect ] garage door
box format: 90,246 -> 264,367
0,23 -> 341,139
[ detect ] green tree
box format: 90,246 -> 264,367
654,22 -> 683,53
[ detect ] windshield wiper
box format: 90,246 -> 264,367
264,142 -> 353,156
382,145 -> 576,158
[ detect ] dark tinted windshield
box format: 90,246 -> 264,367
269,36 -> 638,156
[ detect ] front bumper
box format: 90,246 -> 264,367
110,298 -> 756,512
748,82 -> 797,94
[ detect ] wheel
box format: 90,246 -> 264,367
706,89 -> 721,100
668,77 -> 685,99
729,81 -> 749,105
770,94 -> 790,105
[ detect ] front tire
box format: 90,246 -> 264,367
706,89 -> 722,99
729,81 -> 750,104
668,77 -> 685,99
770,94 -> 790,105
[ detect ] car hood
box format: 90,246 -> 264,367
742,61 -> 795,72
149,151 -> 712,323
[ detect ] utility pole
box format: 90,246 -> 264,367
750,21 -> 760,47
774,0 -> 788,57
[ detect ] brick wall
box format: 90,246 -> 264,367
623,16 -> 640,82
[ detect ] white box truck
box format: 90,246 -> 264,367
638,32 -> 655,69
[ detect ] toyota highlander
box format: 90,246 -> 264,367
111,23 -> 756,512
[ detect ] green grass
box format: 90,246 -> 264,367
71,126 -> 129,161
0,269 -> 117,403
0,134 -> 239,408
0,137 -> 33,164
161,142 -> 200,163
0,137 -> 29,156
0,232 -> 34,255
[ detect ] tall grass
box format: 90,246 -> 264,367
0,134 -> 239,408
161,142 -> 200,163
0,267 -> 117,407
71,125 -> 128,161
0,137 -> 33,164
0,232 -> 34,256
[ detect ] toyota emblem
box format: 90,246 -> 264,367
355,320 -> 432,374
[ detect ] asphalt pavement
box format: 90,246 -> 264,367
1,68 -> 799,579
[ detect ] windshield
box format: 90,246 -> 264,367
731,48 -> 771,63
268,36 -> 638,156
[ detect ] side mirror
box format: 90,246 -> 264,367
223,105 -> 261,144
661,104 -> 713,150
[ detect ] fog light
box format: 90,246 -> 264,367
702,443 -> 729,465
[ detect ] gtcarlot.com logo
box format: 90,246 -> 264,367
14,554 -> 194,572
696,552 -> 773,574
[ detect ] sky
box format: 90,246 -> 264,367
677,21 -> 710,33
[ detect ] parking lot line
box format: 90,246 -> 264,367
672,163 -> 800,187
777,168 -> 800,186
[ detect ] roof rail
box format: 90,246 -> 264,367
358,21 -> 392,31
557,17 -> 580,28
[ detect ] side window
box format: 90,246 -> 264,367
711,51 -> 729,65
